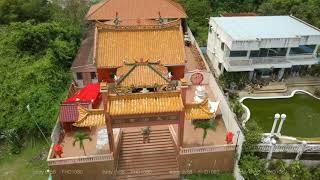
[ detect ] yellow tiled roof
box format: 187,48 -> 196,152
185,99 -> 214,120
107,91 -> 184,116
73,106 -> 105,127
96,21 -> 185,68
116,61 -> 169,87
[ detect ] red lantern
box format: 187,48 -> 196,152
53,144 -> 63,158
225,132 -> 234,144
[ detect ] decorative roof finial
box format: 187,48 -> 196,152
113,12 -> 121,27
158,11 -> 164,25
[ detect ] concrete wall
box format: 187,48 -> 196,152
50,160 -> 115,180
179,150 -> 235,174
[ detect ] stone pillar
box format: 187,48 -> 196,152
271,113 -> 280,136
249,71 -> 254,81
295,141 -> 307,160
313,45 -> 319,57
266,138 -> 277,168
246,50 -> 251,59
286,47 -> 291,57
276,114 -> 286,135
101,89 -> 115,154
277,68 -> 285,81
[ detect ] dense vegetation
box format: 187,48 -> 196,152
180,0 -> 320,46
0,0 -> 91,154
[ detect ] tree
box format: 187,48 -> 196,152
72,131 -> 92,156
192,118 -> 215,145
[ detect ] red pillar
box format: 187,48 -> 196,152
178,81 -> 188,148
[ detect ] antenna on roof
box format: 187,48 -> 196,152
113,12 -> 121,27
158,11 -> 164,25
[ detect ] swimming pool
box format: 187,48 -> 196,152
241,90 -> 320,138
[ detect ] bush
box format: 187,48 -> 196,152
287,161 -> 312,180
242,120 -> 262,153
314,88 -> 320,97
240,154 -> 267,180
219,72 -> 250,90
268,160 -> 287,178
230,99 -> 245,121
310,166 -> 320,180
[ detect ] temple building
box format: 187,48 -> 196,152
47,1 -> 238,179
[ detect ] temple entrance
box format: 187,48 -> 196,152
116,125 -> 179,179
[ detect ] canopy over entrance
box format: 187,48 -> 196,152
64,83 -> 100,105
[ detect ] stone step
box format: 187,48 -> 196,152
119,157 -> 178,167
121,142 -> 174,151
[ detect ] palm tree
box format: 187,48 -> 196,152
73,131 -> 92,156
192,118 -> 215,146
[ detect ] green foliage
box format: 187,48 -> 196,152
310,166 -> 320,180
314,88 -> 320,97
2,129 -> 23,154
239,154 -> 267,180
310,65 -> 320,77
192,118 -> 215,145
259,0 -> 320,28
242,120 -> 262,153
219,72 -> 250,90
268,160 -> 287,178
0,0 -> 88,151
286,161 -> 312,180
184,172 -> 234,180
0,0 -> 52,24
179,0 -> 212,46
73,131 -> 92,156
230,99 -> 245,121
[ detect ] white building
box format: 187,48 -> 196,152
207,15 -> 320,80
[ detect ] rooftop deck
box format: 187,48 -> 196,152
48,127 -> 120,160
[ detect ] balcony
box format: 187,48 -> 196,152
47,127 -> 122,166
225,54 -> 318,71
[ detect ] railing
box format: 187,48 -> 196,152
256,143 -> 320,153
47,153 -> 114,166
168,125 -> 179,151
114,129 -> 123,170
180,144 -> 236,155
50,119 -> 61,144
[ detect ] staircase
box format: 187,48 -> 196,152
116,128 -> 179,180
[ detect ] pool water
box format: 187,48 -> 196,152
243,94 -> 320,138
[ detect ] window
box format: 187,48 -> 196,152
290,45 -> 316,55
76,72 -> 83,80
209,25 -> 212,33
221,42 -> 225,51
229,51 -> 247,57
90,72 -> 97,79
249,50 -> 260,58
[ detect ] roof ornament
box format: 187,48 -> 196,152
158,11 -> 164,25
113,12 -> 121,27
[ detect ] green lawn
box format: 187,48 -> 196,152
184,173 -> 234,180
0,141 -> 49,180
243,94 -> 320,138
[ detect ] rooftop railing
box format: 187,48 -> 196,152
47,153 -> 114,166
180,144 -> 236,155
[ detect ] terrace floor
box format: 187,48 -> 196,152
54,127 -> 120,158
185,45 -> 207,71
173,116 -> 228,148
